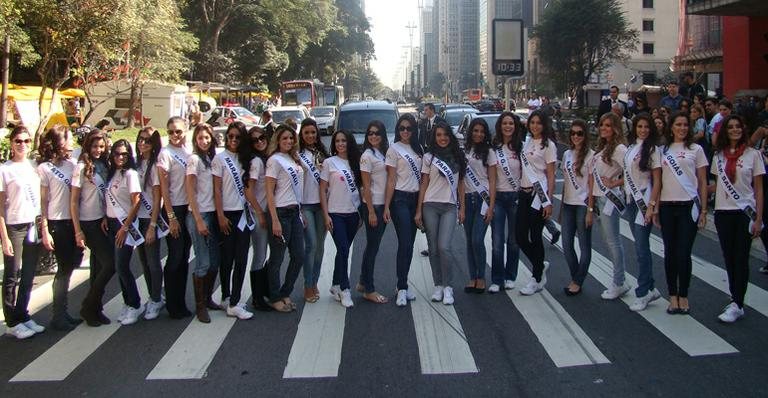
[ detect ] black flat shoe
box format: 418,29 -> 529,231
463,286 -> 476,294
563,287 -> 582,296
678,307 -> 690,315
666,306 -> 681,315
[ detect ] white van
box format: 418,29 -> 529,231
84,80 -> 188,129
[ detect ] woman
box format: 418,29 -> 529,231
463,118 -> 497,293
711,115 -> 764,322
384,114 -> 423,306
37,126 -> 84,331
212,121 -> 254,320
588,113 -> 629,300
157,116 -> 192,319
246,126 -> 272,312
264,124 -> 305,313
655,111 -> 708,314
1,126 -> 44,338
185,123 -> 221,323
320,130 -> 362,308
660,106 -> 671,123
517,110 -> 556,296
357,120 -> 390,303
490,111 -> 524,293
654,116 -> 667,141
624,114 -> 663,311
560,120 -> 594,296
680,99 -> 691,115
298,118 -> 330,303
106,140 -> 145,325
134,127 -> 166,320
415,121 -> 466,305
691,104 -> 710,163
72,130 -> 114,327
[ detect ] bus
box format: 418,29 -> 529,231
323,85 -> 345,106
280,79 -> 324,107
462,88 -> 482,102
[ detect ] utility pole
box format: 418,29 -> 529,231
405,22 -> 416,99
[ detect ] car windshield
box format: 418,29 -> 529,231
478,114 -> 501,129
336,109 -> 398,135
232,107 -> 255,117
271,110 -> 305,123
444,110 -> 474,126
310,107 -> 334,117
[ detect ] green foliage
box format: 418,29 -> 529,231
0,0 -> 39,66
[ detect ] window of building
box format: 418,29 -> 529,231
642,20 -> 654,32
641,72 -> 656,85
642,42 -> 654,55
642,0 -> 653,8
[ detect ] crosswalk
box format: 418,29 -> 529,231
3,201 -> 766,384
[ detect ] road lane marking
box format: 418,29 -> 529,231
483,234 -> 610,368
283,236 -> 349,378
410,233 -> 478,374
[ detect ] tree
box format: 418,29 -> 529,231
531,0 -> 637,106
1,0 -> 39,127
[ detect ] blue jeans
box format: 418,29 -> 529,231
250,221 -> 268,271
596,197 -> 626,287
108,218 -> 141,309
464,193 -> 490,280
265,206 -> 305,301
138,218 -> 163,302
330,212 -> 360,290
186,211 -> 220,277
302,203 -> 327,288
561,204 -> 591,286
390,190 -> 418,290
359,204 -> 386,293
423,202 -> 457,287
219,210 -> 250,306
491,191 -> 520,284
625,201 -> 654,297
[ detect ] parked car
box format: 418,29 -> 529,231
210,106 -> 260,126
441,108 -> 477,144
334,100 -> 399,143
267,105 -> 311,125
456,112 -> 503,148
310,106 -> 337,135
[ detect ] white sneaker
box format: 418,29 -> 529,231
718,302 -> 745,323
7,323 -> 35,339
22,319 -> 45,333
488,284 -> 500,293
504,280 -> 515,290
431,286 -> 444,302
541,261 -> 550,286
442,287 -> 454,305
120,303 -> 146,326
629,289 -> 661,312
116,305 -> 130,323
519,278 -> 543,296
340,289 -> 354,308
144,300 -> 164,320
330,285 -> 342,302
219,298 -> 230,311
226,303 -> 254,320
406,289 -> 417,301
601,283 -> 630,300
395,289 -> 408,307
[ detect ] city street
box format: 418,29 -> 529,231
1,177 -> 767,397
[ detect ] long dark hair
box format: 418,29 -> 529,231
568,119 -> 590,177
107,139 -> 136,182
225,121 -> 253,186
330,130 -> 362,186
429,121 -> 466,178
362,120 -> 389,156
78,130 -> 108,183
136,126 -> 162,191
394,113 -> 423,156
713,114 -> 750,152
526,110 -> 555,149
192,123 -> 217,169
492,111 -> 524,154
249,126 -> 269,165
628,114 -> 659,172
464,118 -> 492,167
663,111 -> 695,152
298,118 -> 329,164
37,125 -> 70,163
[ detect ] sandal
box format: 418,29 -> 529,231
269,300 -> 292,313
463,280 -> 477,294
282,298 -> 297,311
363,292 -> 389,304
304,287 -> 319,303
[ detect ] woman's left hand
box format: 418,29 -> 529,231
752,218 -> 763,238
542,205 -> 553,220
145,226 -> 156,245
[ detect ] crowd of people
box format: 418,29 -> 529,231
2,86 -> 767,340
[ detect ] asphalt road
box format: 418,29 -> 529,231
2,172 -> 768,397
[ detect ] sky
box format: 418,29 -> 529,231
366,0 -> 422,90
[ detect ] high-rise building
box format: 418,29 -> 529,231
436,0 -> 479,99
420,3 -> 439,95
479,0 -> 524,96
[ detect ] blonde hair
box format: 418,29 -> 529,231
267,124 -> 300,163
595,113 -> 626,165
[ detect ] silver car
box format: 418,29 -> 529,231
310,106 -> 337,135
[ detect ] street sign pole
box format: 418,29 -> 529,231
492,19 -> 526,111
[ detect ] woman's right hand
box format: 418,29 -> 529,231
272,220 -> 283,238
74,231 -> 86,249
169,217 -> 180,238
196,218 -> 209,236
2,237 -> 13,256
368,209 -> 378,228
42,229 -> 55,252
585,211 -> 593,228
414,210 -> 423,231
383,207 -> 391,224
218,214 -> 231,236
324,214 -> 333,233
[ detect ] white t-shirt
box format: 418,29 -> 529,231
38,159 -> 76,220
591,144 -> 627,197
464,148 -> 497,193
562,149 -> 594,205
157,145 -> 190,206
660,142 -> 709,202
711,148 -> 766,211
186,154 -> 215,213
299,149 -> 321,205
212,150 -> 245,212
71,161 -> 107,221
494,144 -> 522,192
520,138 -> 557,188
385,141 -> 422,192
249,157 -> 267,210
421,153 -> 457,204
360,148 -> 387,205
266,153 -> 305,208
136,159 -> 160,219
0,159 -> 41,225
320,157 -> 359,214
624,141 -> 661,195
106,169 -> 140,219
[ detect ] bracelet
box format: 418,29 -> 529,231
75,231 -> 84,237
167,212 -> 177,220
587,207 -> 594,213
150,222 -> 157,227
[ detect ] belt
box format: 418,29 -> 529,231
660,200 -> 693,206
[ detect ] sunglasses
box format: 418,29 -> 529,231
570,129 -> 585,137
137,136 -> 151,144
168,129 -> 184,135
13,138 -> 32,145
367,130 -> 380,136
227,134 -> 240,140
252,135 -> 267,142
398,126 -> 415,132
